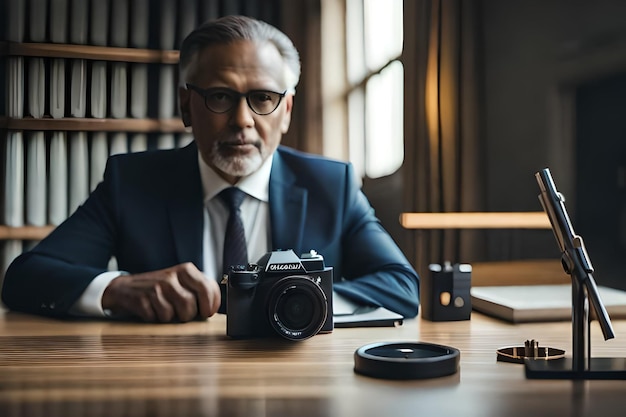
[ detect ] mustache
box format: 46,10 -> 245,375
217,137 -> 262,148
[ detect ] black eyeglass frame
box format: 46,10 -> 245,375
186,83 -> 287,115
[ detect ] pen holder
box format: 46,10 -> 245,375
421,262 -> 472,321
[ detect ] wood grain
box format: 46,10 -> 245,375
1,308 -> 625,417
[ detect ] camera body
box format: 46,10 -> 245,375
226,249 -> 334,340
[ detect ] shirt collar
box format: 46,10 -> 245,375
198,151 -> 273,204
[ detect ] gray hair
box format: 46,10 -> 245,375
179,15 -> 301,93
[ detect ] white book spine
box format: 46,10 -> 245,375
109,132 -> 128,156
158,65 -> 175,118
8,57 -> 24,118
129,0 -> 150,48
50,59 -> 66,119
177,133 -> 194,149
28,58 -> 45,118
110,63 -> 128,118
110,0 -> 129,47
178,0 -> 197,45
130,133 -> 148,153
130,64 -> 148,118
26,132 -> 47,226
4,132 -> 24,227
69,132 -> 89,213
1,241 -> 24,297
49,0 -> 68,43
90,132 -> 109,191
48,132 -> 68,225
157,133 -> 175,150
90,61 -> 108,118
70,0 -> 89,44
29,0 -> 48,42
160,0 -> 177,50
90,0 -> 110,46
70,60 -> 87,118
7,0 -> 26,42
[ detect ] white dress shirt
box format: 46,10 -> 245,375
69,151 -> 273,317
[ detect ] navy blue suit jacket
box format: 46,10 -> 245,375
2,143 -> 419,318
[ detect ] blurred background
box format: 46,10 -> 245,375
1,0 -> 625,290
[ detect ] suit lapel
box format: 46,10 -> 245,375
166,143 -> 205,270
269,149 -> 308,254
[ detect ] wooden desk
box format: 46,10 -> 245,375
1,309 -> 626,417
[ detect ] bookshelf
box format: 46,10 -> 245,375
0,0 -> 283,275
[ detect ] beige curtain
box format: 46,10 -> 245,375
402,0 -> 485,278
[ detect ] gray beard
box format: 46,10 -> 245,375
212,151 -> 264,178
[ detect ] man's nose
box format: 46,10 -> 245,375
229,97 -> 255,128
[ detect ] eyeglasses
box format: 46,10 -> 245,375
186,84 -> 287,115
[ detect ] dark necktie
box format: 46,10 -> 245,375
218,187 -> 248,312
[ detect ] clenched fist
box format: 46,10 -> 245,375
102,262 -> 221,322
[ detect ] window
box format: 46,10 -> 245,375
345,0 -> 404,178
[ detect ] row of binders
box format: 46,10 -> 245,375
1,130 -> 193,276
4,130 -> 194,228
7,57 -> 179,120
6,0 -> 225,49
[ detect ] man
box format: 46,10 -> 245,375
1,15 -> 419,323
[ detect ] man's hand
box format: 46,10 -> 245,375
101,263 -> 221,322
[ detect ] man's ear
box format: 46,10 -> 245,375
280,94 -> 294,134
179,86 -> 192,127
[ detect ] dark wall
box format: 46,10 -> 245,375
479,0 -> 626,262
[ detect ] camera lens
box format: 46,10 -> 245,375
267,276 -> 328,341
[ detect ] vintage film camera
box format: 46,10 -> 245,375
226,249 -> 333,341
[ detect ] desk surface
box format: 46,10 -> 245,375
1,308 -> 626,417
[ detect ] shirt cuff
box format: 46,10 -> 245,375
69,271 -> 128,317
